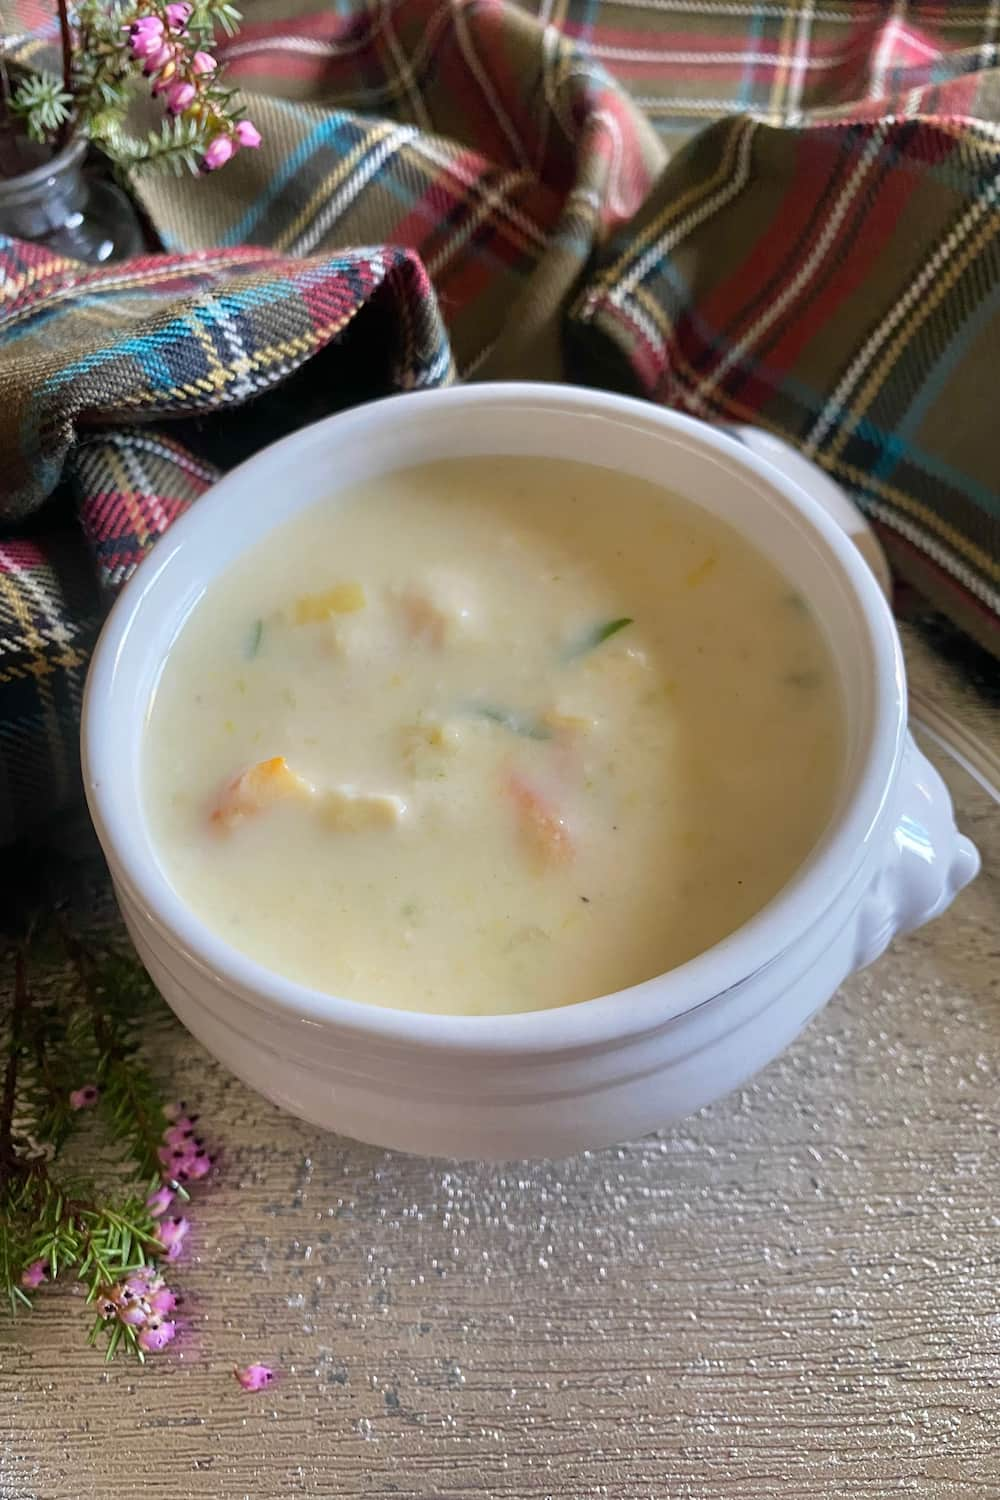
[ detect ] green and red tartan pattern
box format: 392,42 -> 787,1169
0,233 -> 452,839
1,0 -> 999,845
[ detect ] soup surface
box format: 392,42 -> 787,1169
145,456 -> 844,1015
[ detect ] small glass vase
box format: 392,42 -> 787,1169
0,135 -> 144,264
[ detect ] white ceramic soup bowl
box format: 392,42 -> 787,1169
82,385 -> 979,1160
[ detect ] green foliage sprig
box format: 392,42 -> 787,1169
1,930 -> 210,1360
6,0 -> 261,175
8,71 -> 73,143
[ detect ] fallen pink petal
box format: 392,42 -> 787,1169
20,1260 -> 46,1290
69,1084 -> 98,1111
234,1363 -> 275,1392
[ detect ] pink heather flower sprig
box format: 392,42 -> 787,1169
156,1101 -> 215,1186
9,0 -> 257,171
15,1073 -> 276,1379
18,1094 -> 215,1359
96,1268 -> 180,1354
5,936 -> 227,1370
125,4 -> 262,172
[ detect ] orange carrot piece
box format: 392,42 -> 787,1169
399,592 -> 446,647
210,756 -> 313,831
507,772 -> 573,865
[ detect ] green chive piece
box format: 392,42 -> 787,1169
468,704 -> 551,740
247,618 -> 264,659
564,616 -> 633,661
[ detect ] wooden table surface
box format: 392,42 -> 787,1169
2,624 -> 997,1500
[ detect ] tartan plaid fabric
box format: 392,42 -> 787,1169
1,0 -> 999,845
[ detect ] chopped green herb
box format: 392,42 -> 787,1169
467,704 -> 552,740
564,616 -> 633,661
247,618 -> 264,659
785,592 -> 809,614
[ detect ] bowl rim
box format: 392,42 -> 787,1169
82,383 -> 906,1056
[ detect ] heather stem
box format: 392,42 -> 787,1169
55,0 -> 74,148
0,952 -> 28,1192
61,931 -> 164,1177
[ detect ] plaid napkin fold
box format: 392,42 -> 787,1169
1,0 -> 999,846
